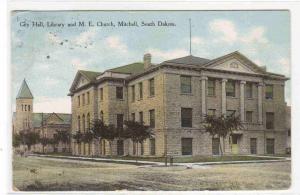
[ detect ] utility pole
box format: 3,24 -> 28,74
189,18 -> 192,55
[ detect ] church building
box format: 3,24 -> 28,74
12,79 -> 72,153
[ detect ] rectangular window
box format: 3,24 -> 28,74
100,88 -> 103,101
207,109 -> 216,116
266,112 -> 274,129
78,96 -> 80,107
149,78 -> 155,96
82,94 -> 85,105
207,79 -> 215,96
246,111 -> 253,123
141,142 -> 144,155
116,87 -> 123,100
131,85 -> 135,102
180,75 -> 192,94
245,83 -> 253,98
265,85 -> 273,99
250,138 -> 257,154
131,113 -> 135,121
139,82 -> 143,99
139,111 -> 143,124
181,138 -> 193,155
226,110 -> 236,118
181,108 -> 192,127
226,80 -> 236,97
149,109 -> 155,128
87,92 -> 90,104
117,114 -> 124,130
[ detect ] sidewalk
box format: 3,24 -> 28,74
30,154 -> 290,168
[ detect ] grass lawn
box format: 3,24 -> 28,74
13,155 -> 291,191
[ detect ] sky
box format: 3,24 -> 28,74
11,11 -> 290,113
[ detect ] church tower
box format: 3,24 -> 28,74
14,79 -> 34,133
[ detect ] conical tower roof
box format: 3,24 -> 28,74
16,79 -> 33,99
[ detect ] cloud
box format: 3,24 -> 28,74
278,57 -> 290,76
209,19 -> 238,43
46,32 -> 62,44
253,59 -> 263,66
146,48 -> 189,61
104,36 -> 128,53
240,26 -> 268,44
34,96 -> 71,113
74,28 -> 96,46
71,58 -> 87,70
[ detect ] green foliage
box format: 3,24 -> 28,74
203,114 -> 243,138
72,131 -> 83,144
13,133 -> 22,148
203,114 -> 243,155
55,130 -> 70,144
82,131 -> 94,143
19,131 -> 40,150
123,120 -> 152,144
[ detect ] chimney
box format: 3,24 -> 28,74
143,53 -> 151,69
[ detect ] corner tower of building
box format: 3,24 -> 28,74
15,79 -> 34,133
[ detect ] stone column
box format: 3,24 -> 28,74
258,82 -> 264,124
221,79 -> 227,115
240,81 -> 246,122
201,76 -> 208,119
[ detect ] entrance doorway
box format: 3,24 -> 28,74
231,135 -> 240,154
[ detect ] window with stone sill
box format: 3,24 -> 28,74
265,85 -> 273,100
87,92 -> 90,104
149,78 -> 155,97
207,79 -> 215,96
180,75 -> 192,94
245,83 -> 253,98
131,85 -> 135,102
139,82 -> 143,99
99,88 -> 103,101
226,80 -> 236,97
226,110 -> 236,118
266,112 -> 274,129
139,111 -> 143,124
82,94 -> 85,105
131,113 -> 135,121
149,109 -> 155,128
181,108 -> 192,127
116,86 -> 123,100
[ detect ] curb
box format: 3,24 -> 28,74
29,154 -> 290,167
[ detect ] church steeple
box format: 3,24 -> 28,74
15,79 -> 33,133
16,79 -> 33,99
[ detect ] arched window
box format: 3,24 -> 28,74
78,116 -> 81,131
82,114 -> 85,132
25,105 -> 27,111
87,113 -> 90,130
28,105 -> 31,111
100,111 -> 103,121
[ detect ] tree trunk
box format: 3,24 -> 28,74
219,137 -> 223,156
223,137 -> 226,155
109,141 -> 113,157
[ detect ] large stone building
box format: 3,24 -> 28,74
69,51 -> 290,156
13,79 -> 72,153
